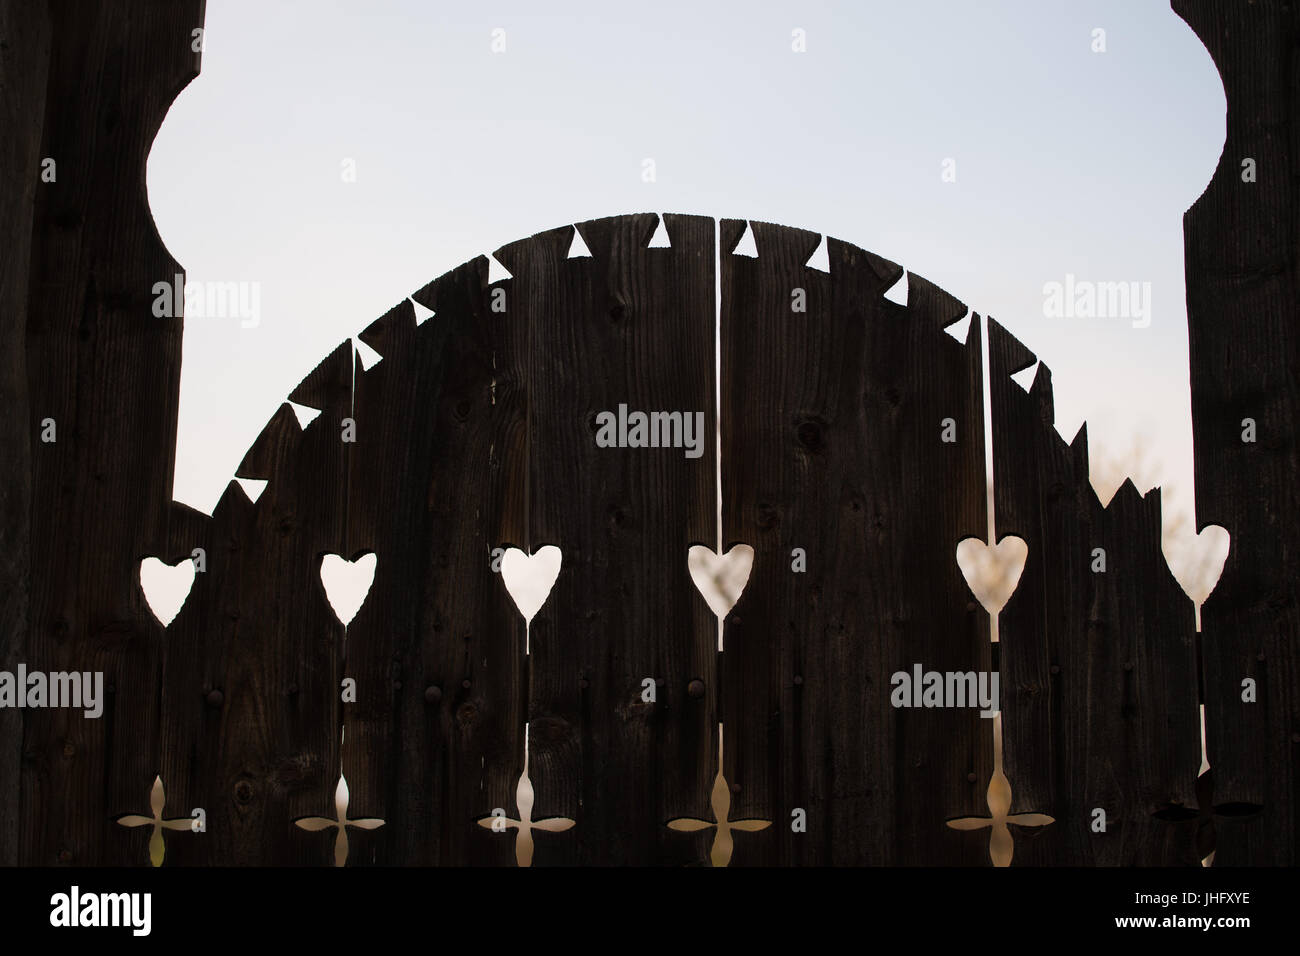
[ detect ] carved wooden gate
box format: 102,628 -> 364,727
1,0 -> 1296,867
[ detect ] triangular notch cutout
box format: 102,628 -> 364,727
647,214 -> 671,248
287,401 -> 322,429
409,297 -> 434,326
732,222 -> 758,258
883,271 -> 908,306
487,253 -> 512,284
567,225 -> 592,258
805,235 -> 830,273
1010,361 -> 1039,393
943,309 -> 973,343
353,337 -> 382,371
235,477 -> 268,503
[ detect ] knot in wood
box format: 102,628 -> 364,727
456,702 -> 478,729
607,503 -> 633,530
796,420 -> 825,453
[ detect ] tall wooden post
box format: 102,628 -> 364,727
3,0 -> 204,865
1175,0 -> 1300,865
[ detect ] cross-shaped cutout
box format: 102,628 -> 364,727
294,773 -> 384,866
666,724 -> 770,866
115,775 -> 197,866
1152,768 -> 1263,866
946,756 -> 1053,866
947,806 -> 1054,866
476,725 -> 575,866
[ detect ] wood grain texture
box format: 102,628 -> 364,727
156,343 -> 349,866
5,0 -> 1294,871
720,221 -> 991,864
19,0 -> 203,866
0,0 -> 51,867
339,259 -> 527,866
990,319 -> 1201,866
504,214 -> 718,865
1174,0 -> 1300,865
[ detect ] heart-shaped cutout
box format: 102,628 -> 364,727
319,552 -> 377,626
1163,523 -> 1230,605
139,556 -> 197,627
956,536 -> 1028,616
501,546 -> 562,624
688,545 -> 754,619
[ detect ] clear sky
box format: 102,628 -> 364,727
146,0 -> 1225,557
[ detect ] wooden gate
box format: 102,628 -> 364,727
0,0 -> 1296,867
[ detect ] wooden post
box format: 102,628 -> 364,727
1174,0 -> 1300,865
16,0 -> 203,866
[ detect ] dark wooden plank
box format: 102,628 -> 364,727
20,0 -> 203,865
506,214 -> 717,865
0,0 -> 51,867
154,494 -> 235,866
721,221 -> 992,864
1174,0 -> 1300,866
990,320 -> 1201,865
157,342 -> 351,865
339,258 -> 527,865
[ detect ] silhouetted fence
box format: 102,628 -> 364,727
0,0 -> 1294,867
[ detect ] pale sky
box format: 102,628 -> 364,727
146,0 -> 1225,563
